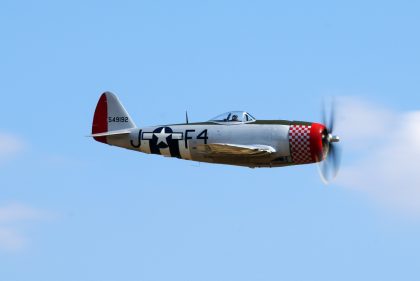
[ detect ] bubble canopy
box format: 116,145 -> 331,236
209,111 -> 256,123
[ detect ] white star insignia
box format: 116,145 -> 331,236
154,127 -> 171,145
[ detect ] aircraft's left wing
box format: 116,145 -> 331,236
197,143 -> 276,157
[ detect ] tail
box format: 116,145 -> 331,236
91,91 -> 136,144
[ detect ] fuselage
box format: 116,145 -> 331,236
91,92 -> 329,168
105,120 -> 326,168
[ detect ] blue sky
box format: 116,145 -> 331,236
1,1 -> 420,280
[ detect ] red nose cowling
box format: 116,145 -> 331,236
288,123 -> 326,165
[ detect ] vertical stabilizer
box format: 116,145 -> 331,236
92,92 -> 136,143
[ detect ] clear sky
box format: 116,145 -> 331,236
1,1 -> 420,280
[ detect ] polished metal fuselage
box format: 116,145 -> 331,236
106,122 -> 296,168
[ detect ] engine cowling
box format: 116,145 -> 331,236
288,123 -> 328,165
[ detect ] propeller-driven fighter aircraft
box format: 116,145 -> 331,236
91,92 -> 341,182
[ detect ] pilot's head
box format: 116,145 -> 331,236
232,114 -> 238,121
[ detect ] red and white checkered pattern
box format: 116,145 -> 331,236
289,125 -> 312,164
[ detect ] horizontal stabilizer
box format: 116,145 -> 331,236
89,129 -> 132,138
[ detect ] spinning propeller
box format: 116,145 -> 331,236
319,101 -> 341,184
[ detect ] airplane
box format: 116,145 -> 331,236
91,92 -> 341,182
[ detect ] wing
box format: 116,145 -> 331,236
196,143 -> 276,157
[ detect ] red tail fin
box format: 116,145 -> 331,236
91,92 -> 136,144
92,93 -> 108,144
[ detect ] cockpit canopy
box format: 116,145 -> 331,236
209,111 -> 256,123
